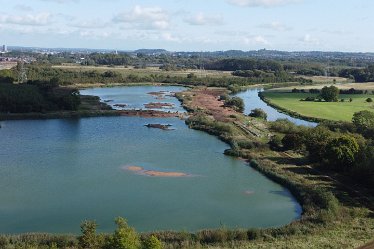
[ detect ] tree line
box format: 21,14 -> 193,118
0,78 -> 81,113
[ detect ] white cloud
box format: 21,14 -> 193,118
301,34 -> 320,45
227,0 -> 300,7
69,19 -> 108,29
0,13 -> 53,26
184,13 -> 224,26
259,21 -> 292,31
113,5 -> 170,30
244,35 -> 270,45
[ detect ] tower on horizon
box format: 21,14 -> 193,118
2,45 -> 7,52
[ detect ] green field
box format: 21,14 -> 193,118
262,92 -> 374,121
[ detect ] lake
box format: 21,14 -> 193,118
0,86 -> 301,234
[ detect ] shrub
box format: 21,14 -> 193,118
105,217 -> 141,249
225,97 -> 245,112
325,135 -> 359,171
304,96 -> 316,102
79,220 -> 100,249
142,235 -> 162,249
249,108 -> 267,120
269,134 -> 283,150
282,133 -> 304,151
366,97 -> 373,103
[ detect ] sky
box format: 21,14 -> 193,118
0,0 -> 373,52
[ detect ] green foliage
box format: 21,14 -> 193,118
366,97 -> 373,102
79,220 -> 100,249
303,126 -> 333,162
325,135 -> 359,170
269,119 -> 303,134
249,108 -> 267,120
224,97 -> 245,112
0,69 -> 15,83
269,134 -> 283,150
142,235 -> 162,249
353,110 -> 374,129
106,217 -> 141,249
320,85 -> 339,102
0,81 -> 81,113
282,133 -> 304,151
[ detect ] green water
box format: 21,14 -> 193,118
0,86 -> 301,234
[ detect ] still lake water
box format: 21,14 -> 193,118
0,86 -> 301,234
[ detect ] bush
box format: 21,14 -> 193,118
79,220 -> 100,249
325,135 -> 359,171
303,96 -> 316,102
282,133 -> 304,151
142,235 -> 162,249
366,97 -> 373,103
269,134 -> 283,150
249,108 -> 267,120
225,97 -> 245,112
106,217 -> 141,249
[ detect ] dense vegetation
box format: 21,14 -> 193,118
339,65 -> 374,82
0,79 -> 81,113
270,115 -> 374,189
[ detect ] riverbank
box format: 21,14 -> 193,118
172,87 -> 374,248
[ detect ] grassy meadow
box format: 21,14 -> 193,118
261,92 -> 374,121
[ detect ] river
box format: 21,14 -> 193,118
235,88 -> 317,126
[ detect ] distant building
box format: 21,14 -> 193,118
2,45 -> 7,53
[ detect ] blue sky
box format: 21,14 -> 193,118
0,0 -> 373,52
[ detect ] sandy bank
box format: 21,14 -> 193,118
122,166 -> 189,177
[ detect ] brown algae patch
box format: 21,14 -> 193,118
122,166 -> 190,177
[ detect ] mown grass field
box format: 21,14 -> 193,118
262,92 -> 374,121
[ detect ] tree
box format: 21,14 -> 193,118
325,135 -> 359,170
249,108 -> 267,120
320,86 -> 339,102
79,220 -> 100,249
352,110 -> 374,132
224,97 -> 245,113
304,126 -> 333,162
142,235 -> 162,249
106,217 -> 140,249
282,133 -> 304,151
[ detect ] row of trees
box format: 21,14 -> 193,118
25,64 -> 301,88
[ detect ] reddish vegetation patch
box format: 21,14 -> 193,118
189,88 -> 238,122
